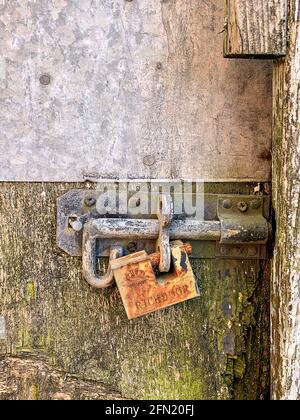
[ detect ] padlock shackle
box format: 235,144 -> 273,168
82,225 -> 123,289
156,194 -> 173,273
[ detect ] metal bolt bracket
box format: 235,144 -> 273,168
57,190 -> 270,262
217,195 -> 269,244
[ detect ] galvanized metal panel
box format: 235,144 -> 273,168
0,0 -> 272,182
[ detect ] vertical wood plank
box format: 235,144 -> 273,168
272,0 -> 300,400
224,0 -> 287,57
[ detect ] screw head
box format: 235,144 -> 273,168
40,74 -> 51,86
237,201 -> 248,213
223,199 -> 232,209
84,196 -> 96,207
143,155 -> 156,167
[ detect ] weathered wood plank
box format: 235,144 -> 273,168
0,356 -> 126,400
0,183 -> 270,400
272,0 -> 300,400
224,0 -> 287,57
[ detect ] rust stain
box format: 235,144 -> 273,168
225,229 -> 241,238
111,242 -> 199,320
259,150 -> 272,161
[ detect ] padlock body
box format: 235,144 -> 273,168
111,242 -> 200,319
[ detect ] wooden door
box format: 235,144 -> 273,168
0,0 -> 272,400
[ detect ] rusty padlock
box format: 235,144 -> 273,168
110,241 -> 200,319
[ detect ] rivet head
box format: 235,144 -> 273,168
40,74 -> 51,86
237,201 -> 248,213
143,155 -> 156,167
222,199 -> 232,209
250,199 -> 261,210
84,196 -> 96,207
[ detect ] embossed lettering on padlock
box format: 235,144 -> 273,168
110,241 -> 200,320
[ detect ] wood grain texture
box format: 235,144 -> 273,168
0,356 -> 126,400
272,0 -> 300,401
224,0 -> 287,57
0,183 -> 270,400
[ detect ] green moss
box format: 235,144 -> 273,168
17,327 -> 31,352
26,281 -> 36,304
30,384 -> 39,400
144,365 -> 205,400
234,357 -> 246,379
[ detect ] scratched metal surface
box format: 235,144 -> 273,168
0,0 -> 272,182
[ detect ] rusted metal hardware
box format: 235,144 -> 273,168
57,190 -> 270,261
110,241 -> 200,320
82,224 -> 123,289
84,217 -> 221,242
156,194 -> 173,273
82,194 -> 176,289
81,217 -> 220,288
217,195 -> 269,244
56,189 -> 271,317
149,242 -> 193,267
